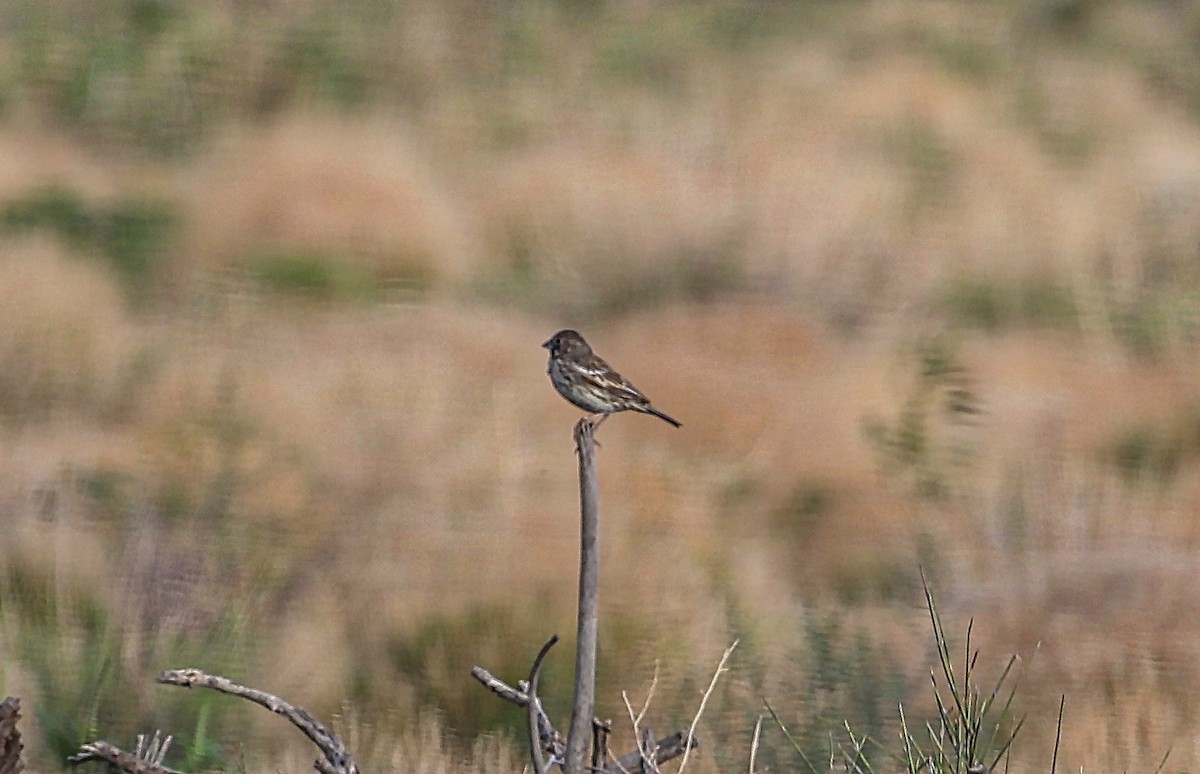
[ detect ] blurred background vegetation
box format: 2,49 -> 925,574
1,0 -> 1200,771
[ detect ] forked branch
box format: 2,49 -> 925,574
470,666 -> 566,760
471,662 -> 699,772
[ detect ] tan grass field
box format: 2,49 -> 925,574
2,1 -> 1200,771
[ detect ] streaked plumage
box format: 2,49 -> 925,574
542,329 -> 681,428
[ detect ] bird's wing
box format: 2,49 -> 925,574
576,355 -> 648,403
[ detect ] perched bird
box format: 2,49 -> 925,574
542,329 -> 681,428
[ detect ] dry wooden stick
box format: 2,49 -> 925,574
567,417 -> 601,774
619,687 -> 657,773
471,414 -> 705,773
607,729 -> 697,773
747,715 -> 764,774
525,636 -> 559,774
677,640 -> 738,774
471,665 -> 695,773
157,668 -> 358,774
133,731 -> 173,767
67,742 -> 182,774
627,662 -> 659,730
470,666 -> 566,760
591,719 -> 612,771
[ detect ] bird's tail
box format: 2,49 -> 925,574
645,406 -> 681,428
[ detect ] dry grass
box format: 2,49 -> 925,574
2,0 -> 1200,771
0,238 -> 140,423
183,117 -> 481,285
2,292 -> 1196,770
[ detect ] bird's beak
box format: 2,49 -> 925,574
541,338 -> 552,349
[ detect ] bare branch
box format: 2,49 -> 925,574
592,719 -> 612,771
473,415 -> 703,774
620,692 -> 640,740
640,728 -> 660,773
68,742 -> 183,774
133,732 -> 172,767
619,693 -> 646,772
526,636 -> 560,774
475,649 -> 695,772
470,666 -> 566,760
608,731 -> 697,773
567,417 -> 601,774
677,640 -> 739,774
613,668 -> 699,774
470,666 -> 528,704
633,663 -> 659,728
156,668 -> 358,774
747,715 -> 763,774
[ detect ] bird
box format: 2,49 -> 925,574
542,329 -> 681,428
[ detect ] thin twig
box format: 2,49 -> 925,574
607,731 -> 697,773
68,742 -> 184,774
619,661 -> 661,769
635,663 -> 660,727
620,692 -> 647,771
747,715 -> 763,774
133,732 -> 172,767
592,719 -> 612,771
526,636 -> 560,774
676,640 -> 738,774
640,728 -> 659,773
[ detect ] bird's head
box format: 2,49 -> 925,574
542,329 -> 591,357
